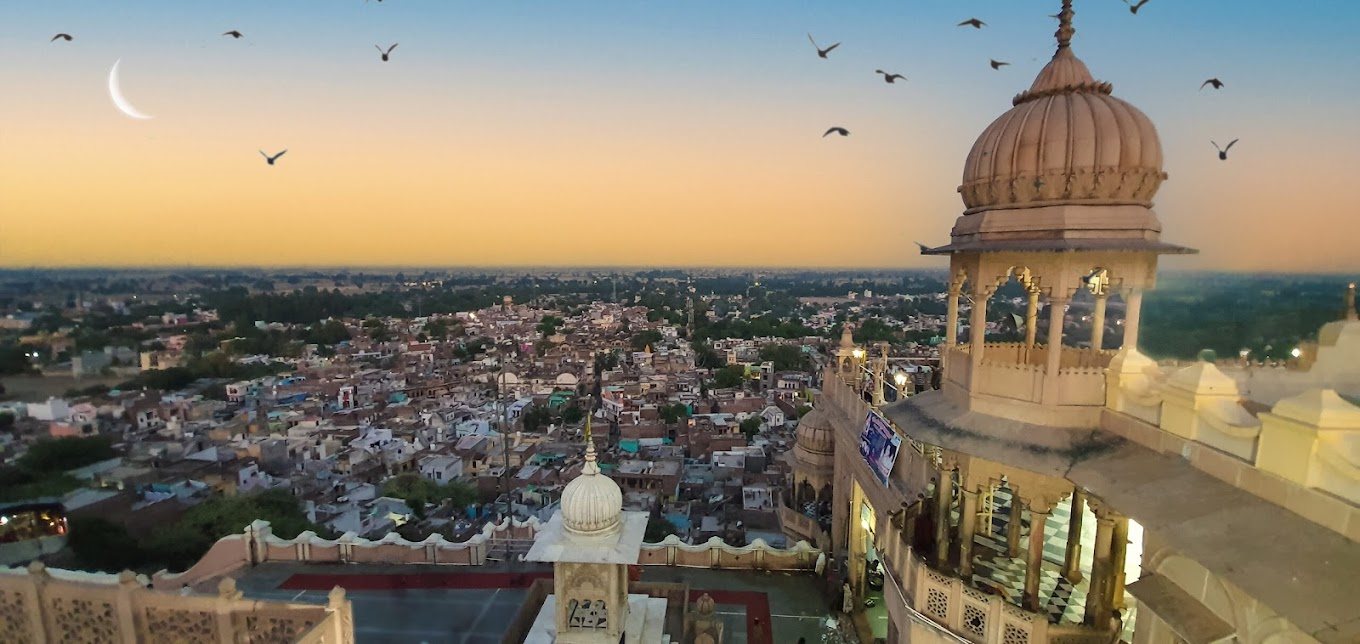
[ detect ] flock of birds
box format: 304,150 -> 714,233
49,0 -> 1239,164
812,0 -> 1240,162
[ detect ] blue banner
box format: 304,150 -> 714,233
859,411 -> 902,486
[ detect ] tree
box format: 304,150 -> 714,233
713,364 -> 746,389
561,404 -> 585,425
739,416 -> 762,440
629,330 -> 663,352
68,517 -> 145,572
19,436 -> 116,473
658,403 -> 688,424
522,405 -> 553,432
644,517 -> 680,542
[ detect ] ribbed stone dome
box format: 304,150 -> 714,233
958,4 -> 1166,214
795,408 -> 835,456
560,442 -> 623,536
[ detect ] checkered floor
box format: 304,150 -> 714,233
951,487 -> 1092,625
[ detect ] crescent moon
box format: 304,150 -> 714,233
108,59 -> 153,120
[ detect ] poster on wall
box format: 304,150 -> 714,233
858,411 -> 902,486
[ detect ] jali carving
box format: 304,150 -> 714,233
144,607 -> 217,644
51,596 -> 117,644
0,589 -> 29,643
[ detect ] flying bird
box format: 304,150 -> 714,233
223,30 -> 243,39
51,33 -> 72,42
1212,139 -> 1238,161
1124,0 -> 1151,14
875,70 -> 906,83
990,59 -> 1010,70
958,18 -> 986,29
376,43 -> 397,61
1200,78 -> 1224,90
260,149 -> 287,166
823,127 -> 849,138
807,33 -> 840,59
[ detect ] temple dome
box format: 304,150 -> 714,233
794,408 -> 835,456
560,443 -> 622,536
958,12 -> 1166,215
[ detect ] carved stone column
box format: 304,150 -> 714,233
1023,505 -> 1050,611
1091,291 -> 1108,352
1042,296 -> 1069,404
1085,509 -> 1115,627
934,469 -> 954,569
1063,489 -> 1085,583
1110,515 -> 1130,609
1024,286 -> 1040,349
1006,490 -> 1023,559
969,288 -> 989,362
1122,288 -> 1143,352
958,487 -> 980,580
946,284 -> 961,348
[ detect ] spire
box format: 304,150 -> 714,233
582,412 -> 600,474
1056,0 -> 1075,50
1346,282 -> 1357,321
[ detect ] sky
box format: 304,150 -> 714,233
2,1 -> 1358,272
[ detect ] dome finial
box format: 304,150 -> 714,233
1056,0 -> 1075,50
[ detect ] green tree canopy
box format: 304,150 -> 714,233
713,364 -> 746,389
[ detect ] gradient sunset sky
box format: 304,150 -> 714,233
2,1 -> 1358,271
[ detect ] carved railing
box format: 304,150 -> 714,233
636,535 -> 821,571
1105,349 -> 1360,535
776,505 -> 831,549
0,562 -> 353,644
153,517 -> 546,590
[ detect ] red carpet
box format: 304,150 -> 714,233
279,573 -> 774,644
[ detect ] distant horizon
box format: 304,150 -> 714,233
4,1 -> 1358,270
0,264 -> 1355,278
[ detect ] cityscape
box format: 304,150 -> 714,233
2,1 -> 1359,644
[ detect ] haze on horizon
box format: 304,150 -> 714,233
2,1 -> 1358,272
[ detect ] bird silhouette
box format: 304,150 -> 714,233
875,70 -> 906,83
51,33 -> 72,42
958,18 -> 986,29
1212,139 -> 1238,161
376,43 -> 397,61
823,127 -> 849,138
223,30 -> 243,39
260,150 -> 287,165
807,33 -> 840,59
1124,0 -> 1151,14
990,59 -> 1010,70
1200,78 -> 1224,90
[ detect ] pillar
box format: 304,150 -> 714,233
946,285 -> 961,347
1110,516 -> 1130,609
1063,489 -> 1085,583
1042,295 -> 1069,403
1122,289 -> 1143,352
1006,490 -> 1023,559
1024,286 -> 1040,349
969,288 -> 989,360
1091,291 -> 1108,352
1085,511 -> 1115,627
958,488 -> 980,579
1023,506 -> 1050,611
935,469 -> 954,569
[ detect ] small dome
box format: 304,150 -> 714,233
560,443 -> 623,536
795,408 -> 835,456
958,5 -> 1166,214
